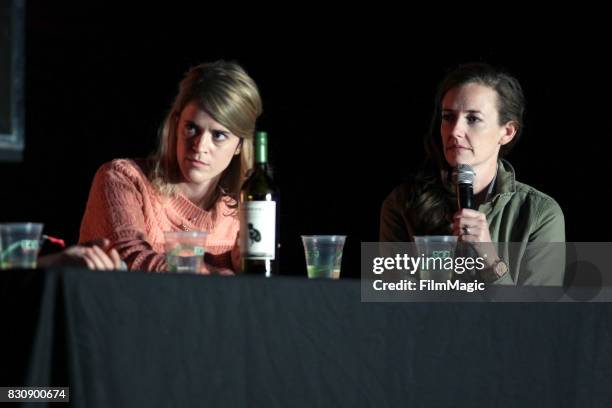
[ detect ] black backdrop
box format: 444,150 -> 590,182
1,4 -> 609,277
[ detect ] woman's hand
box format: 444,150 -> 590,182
199,262 -> 235,276
38,239 -> 124,270
452,209 -> 492,243
452,209 -> 498,266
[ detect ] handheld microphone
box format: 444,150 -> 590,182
453,164 -> 478,280
453,164 -> 476,210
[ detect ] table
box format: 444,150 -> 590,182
2,268 -> 612,407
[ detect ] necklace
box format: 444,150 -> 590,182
180,216 -> 199,232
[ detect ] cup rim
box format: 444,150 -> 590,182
164,230 -> 208,238
413,235 -> 457,242
0,222 -> 44,231
301,235 -> 346,240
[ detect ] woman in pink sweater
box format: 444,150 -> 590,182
79,61 -> 262,273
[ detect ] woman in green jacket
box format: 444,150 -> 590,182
380,63 -> 565,285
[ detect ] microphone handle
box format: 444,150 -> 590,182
457,183 -> 476,210
455,181 -> 478,280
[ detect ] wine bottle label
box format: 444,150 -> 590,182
240,201 -> 277,259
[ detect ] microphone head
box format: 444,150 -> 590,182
453,164 -> 476,185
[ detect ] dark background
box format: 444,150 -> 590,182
1,4 -> 609,277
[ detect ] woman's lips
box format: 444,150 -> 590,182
447,145 -> 471,151
188,158 -> 209,167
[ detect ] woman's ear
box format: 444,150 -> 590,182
500,121 -> 517,145
234,139 -> 243,156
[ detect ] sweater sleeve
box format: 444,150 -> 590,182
79,160 -> 168,271
231,234 -> 240,273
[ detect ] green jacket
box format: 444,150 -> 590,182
380,160 -> 566,286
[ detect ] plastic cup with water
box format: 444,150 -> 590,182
301,235 -> 346,279
164,231 -> 208,273
0,223 -> 44,269
414,235 -> 458,282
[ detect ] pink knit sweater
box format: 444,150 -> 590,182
79,159 -> 240,272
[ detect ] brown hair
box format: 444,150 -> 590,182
149,61 -> 262,208
411,63 -> 525,235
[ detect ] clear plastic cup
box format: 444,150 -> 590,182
164,231 -> 208,273
301,235 -> 346,279
414,235 -> 458,282
0,223 -> 44,269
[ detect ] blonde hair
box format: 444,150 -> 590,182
150,61 -> 262,208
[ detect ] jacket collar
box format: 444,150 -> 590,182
495,159 -> 517,194
476,158 -> 517,215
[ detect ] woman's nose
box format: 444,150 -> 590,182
450,119 -> 467,138
193,132 -> 211,153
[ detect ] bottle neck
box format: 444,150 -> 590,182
254,131 -> 268,164
255,149 -> 268,165
254,161 -> 268,172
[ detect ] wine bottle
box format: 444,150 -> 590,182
240,131 -> 279,276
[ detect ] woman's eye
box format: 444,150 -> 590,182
213,131 -> 228,141
441,113 -> 454,122
466,115 -> 481,124
184,123 -> 199,137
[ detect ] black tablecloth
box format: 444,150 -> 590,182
2,268 -> 612,407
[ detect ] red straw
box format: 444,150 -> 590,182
42,234 -> 66,248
